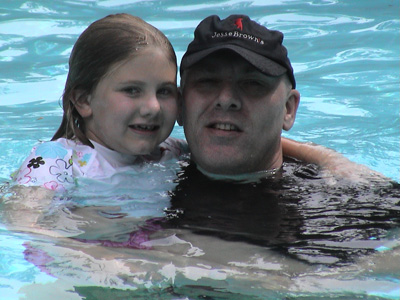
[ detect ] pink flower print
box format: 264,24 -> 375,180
43,181 -> 65,192
16,167 -> 32,185
49,159 -> 73,184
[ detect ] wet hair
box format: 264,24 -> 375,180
52,13 -> 177,147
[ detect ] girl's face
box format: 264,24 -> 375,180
82,47 -> 178,155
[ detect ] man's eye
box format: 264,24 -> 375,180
194,78 -> 220,88
240,80 -> 268,94
241,80 -> 263,88
198,78 -> 215,83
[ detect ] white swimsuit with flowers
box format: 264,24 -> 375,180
13,137 -> 188,192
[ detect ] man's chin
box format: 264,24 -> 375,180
194,158 -> 251,176
190,145 -> 255,174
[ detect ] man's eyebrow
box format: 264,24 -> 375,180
241,66 -> 282,80
192,62 -> 266,77
194,65 -> 217,74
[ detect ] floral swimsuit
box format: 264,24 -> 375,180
13,137 -> 188,191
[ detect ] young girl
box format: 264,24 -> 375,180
13,13 -> 187,192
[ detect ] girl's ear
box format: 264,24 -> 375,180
177,88 -> 183,126
282,89 -> 300,131
72,90 -> 92,118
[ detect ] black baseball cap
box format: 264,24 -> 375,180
180,14 -> 296,88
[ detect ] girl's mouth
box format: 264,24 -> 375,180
129,124 -> 160,131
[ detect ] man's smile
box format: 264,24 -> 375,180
209,123 -> 240,131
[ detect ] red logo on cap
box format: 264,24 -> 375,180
234,18 -> 243,31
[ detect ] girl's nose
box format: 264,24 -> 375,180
140,94 -> 161,117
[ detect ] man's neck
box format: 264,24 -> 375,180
196,164 -> 283,183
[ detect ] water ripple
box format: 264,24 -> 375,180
259,13 -> 373,27
351,19 -> 400,33
0,19 -> 85,37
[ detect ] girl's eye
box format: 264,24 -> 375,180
122,86 -> 141,96
158,88 -> 170,96
157,86 -> 177,98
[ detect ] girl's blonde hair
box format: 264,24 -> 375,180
52,13 -> 177,147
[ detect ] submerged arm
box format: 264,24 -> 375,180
0,185 -> 85,238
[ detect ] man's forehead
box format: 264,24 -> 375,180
190,53 -> 262,76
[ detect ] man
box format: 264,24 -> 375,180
166,14 -> 400,266
177,14 -> 387,182
178,14 -> 298,177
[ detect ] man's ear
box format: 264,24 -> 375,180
177,88 -> 184,126
72,90 -> 92,118
283,89 -> 300,131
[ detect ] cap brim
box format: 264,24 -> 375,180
181,44 -> 287,76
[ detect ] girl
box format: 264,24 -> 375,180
13,13 -> 187,192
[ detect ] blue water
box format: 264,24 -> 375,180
0,1 -> 399,299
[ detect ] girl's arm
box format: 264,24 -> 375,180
281,137 -> 388,183
4,140 -> 76,236
282,137 -> 339,166
0,185 -> 65,237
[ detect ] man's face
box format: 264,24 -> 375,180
181,51 -> 299,175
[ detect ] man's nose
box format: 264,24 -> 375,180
140,93 -> 161,117
215,82 -> 241,111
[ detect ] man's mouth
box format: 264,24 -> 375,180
129,124 -> 159,131
209,123 -> 240,132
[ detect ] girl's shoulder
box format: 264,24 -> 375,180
30,138 -> 81,155
22,138 -> 96,166
12,138 -> 96,191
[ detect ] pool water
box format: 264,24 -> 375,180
1,1 -> 399,299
